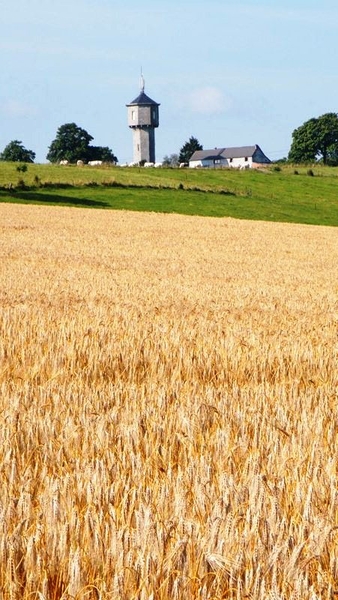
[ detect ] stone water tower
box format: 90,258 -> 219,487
126,76 -> 160,164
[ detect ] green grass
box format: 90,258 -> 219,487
1,162 -> 338,226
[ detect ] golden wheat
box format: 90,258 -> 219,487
0,203 -> 338,600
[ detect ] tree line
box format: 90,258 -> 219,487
0,126 -> 202,166
2,114 -> 338,165
0,123 -> 118,164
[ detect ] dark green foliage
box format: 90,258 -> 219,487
47,123 -> 117,164
16,178 -> 27,189
88,146 -> 118,163
1,141 -> 35,163
179,136 -> 203,163
46,123 -> 93,163
16,164 -> 28,173
288,113 -> 338,165
47,123 -> 93,163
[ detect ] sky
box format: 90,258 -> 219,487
2,0 -> 338,164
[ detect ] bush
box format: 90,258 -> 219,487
16,164 -> 28,173
307,168 -> 314,177
85,181 -> 99,187
17,179 -> 27,189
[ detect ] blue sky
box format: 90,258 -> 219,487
1,0 -> 338,163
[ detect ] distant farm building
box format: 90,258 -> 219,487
189,145 -> 271,169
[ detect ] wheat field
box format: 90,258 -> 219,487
1,203 -> 338,600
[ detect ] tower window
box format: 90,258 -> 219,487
132,110 -> 136,120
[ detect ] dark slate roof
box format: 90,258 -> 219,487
127,91 -> 160,106
222,146 -> 257,159
190,148 -> 226,161
190,145 -> 267,161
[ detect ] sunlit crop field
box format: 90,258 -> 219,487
1,203 -> 338,600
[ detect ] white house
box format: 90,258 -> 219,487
189,145 -> 271,169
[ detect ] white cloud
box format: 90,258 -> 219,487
1,100 -> 38,118
188,87 -> 230,115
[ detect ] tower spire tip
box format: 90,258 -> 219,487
140,67 -> 145,92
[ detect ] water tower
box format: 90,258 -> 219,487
126,75 -> 160,164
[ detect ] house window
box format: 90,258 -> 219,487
229,158 -> 233,163
245,157 -> 248,161
214,159 -> 221,164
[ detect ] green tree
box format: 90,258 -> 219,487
88,146 -> 118,163
47,123 -> 118,164
179,136 -> 203,164
0,140 -> 35,163
162,153 -> 179,167
288,113 -> 338,165
47,123 -> 93,163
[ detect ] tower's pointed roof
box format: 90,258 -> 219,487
127,90 -> 160,107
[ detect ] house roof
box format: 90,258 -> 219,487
189,148 -> 226,161
190,145 -> 265,161
222,146 -> 258,159
127,91 -> 160,107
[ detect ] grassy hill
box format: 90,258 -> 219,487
1,161 -> 338,226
